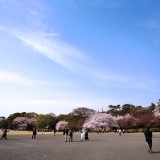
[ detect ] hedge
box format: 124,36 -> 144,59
126,128 -> 160,133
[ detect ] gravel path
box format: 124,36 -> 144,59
0,132 -> 160,160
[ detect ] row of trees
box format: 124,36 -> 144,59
107,103 -> 156,117
0,100 -> 160,131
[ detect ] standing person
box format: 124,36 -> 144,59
32,128 -> 37,139
53,128 -> 56,136
1,128 -> 8,140
68,129 -> 73,142
144,127 -> 153,153
85,128 -> 89,140
63,127 -> 68,142
122,129 -> 125,136
118,128 -> 122,136
80,128 -> 85,141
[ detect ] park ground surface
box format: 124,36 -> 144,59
0,131 -> 160,160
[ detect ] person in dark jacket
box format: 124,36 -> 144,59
53,128 -> 56,136
85,128 -> 89,140
144,127 -> 153,153
68,129 -> 73,142
32,128 -> 37,139
1,128 -> 8,140
63,127 -> 68,142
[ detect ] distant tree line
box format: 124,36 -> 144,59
0,99 -> 160,131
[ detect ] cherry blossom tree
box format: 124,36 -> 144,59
13,117 -> 36,130
116,113 -> 138,129
83,113 -> 119,131
138,114 -> 154,127
153,106 -> 160,117
56,120 -> 68,131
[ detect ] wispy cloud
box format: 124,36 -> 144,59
0,0 -> 158,92
0,71 -> 49,85
12,31 -> 87,70
141,19 -> 160,29
86,67 -> 158,92
1,27 -> 157,91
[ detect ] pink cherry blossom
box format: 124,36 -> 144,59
56,120 -> 68,131
13,117 -> 36,130
83,113 -> 119,131
153,106 -> 160,117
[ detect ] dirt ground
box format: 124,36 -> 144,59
0,132 -> 160,160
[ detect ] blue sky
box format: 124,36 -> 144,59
0,0 -> 160,117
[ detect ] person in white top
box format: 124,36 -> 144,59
80,128 -> 85,141
118,129 -> 122,136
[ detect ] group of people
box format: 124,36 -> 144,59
80,128 -> 89,141
117,128 -> 125,136
63,127 -> 89,142
63,128 -> 74,142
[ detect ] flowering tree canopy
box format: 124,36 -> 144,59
116,113 -> 138,129
153,106 -> 160,117
13,117 -> 36,130
83,113 -> 118,131
56,120 -> 68,131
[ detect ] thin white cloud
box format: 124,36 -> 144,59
0,71 -> 50,85
86,67 -> 158,92
0,90 -> 129,117
89,69 -> 127,83
140,18 -> 160,29
0,0 -> 158,92
12,31 -> 87,70
144,21 -> 159,29
40,32 -> 59,37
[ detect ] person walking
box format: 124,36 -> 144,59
68,129 -> 73,142
63,127 -> 68,142
32,128 -> 37,139
1,128 -> 8,140
85,128 -> 89,140
144,127 -> 153,153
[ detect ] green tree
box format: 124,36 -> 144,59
107,105 -> 121,116
0,120 -> 8,128
148,103 -> 156,112
157,99 -> 160,106
56,114 -> 67,122
130,106 -> 151,118
121,104 -> 135,116
71,107 -> 96,117
36,114 -> 56,129
24,112 -> 38,118
65,114 -> 85,130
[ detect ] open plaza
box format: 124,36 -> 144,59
0,131 -> 160,160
